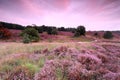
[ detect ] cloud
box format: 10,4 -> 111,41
0,0 -> 120,30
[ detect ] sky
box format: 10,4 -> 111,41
0,0 -> 120,31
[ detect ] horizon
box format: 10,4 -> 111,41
1,20 -> 120,32
0,0 -> 120,31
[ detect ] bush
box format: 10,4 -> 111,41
74,26 -> 86,37
22,33 -> 31,43
94,32 -> 98,36
103,31 -> 113,39
0,27 -> 11,39
21,28 -> 40,43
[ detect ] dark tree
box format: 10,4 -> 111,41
74,26 -> 86,37
58,27 -> 66,31
0,21 -> 24,30
51,28 -> 58,35
37,26 -> 43,33
103,31 -> 113,39
47,27 -> 58,35
94,32 -> 98,36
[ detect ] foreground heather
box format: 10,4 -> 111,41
0,43 -> 120,80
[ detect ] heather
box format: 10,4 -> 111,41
0,42 -> 120,80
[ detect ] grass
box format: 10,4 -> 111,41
56,68 -> 67,80
38,56 -> 46,68
22,62 -> 40,76
0,53 -> 46,79
73,36 -> 94,42
0,42 -> 73,55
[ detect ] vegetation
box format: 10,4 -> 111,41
21,28 -> 40,43
94,32 -> 98,36
22,33 -> 31,43
47,27 -> 58,35
103,31 -> 113,39
58,27 -> 76,33
0,21 -> 120,80
0,21 -> 24,30
74,25 -> 86,37
0,37 -> 120,79
94,32 -> 100,38
0,27 -> 12,39
0,21 -> 77,33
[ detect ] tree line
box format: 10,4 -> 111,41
0,21 -> 76,33
0,21 -> 115,43
0,21 -> 25,30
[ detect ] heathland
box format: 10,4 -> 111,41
0,21 -> 120,80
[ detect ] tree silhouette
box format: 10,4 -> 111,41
103,31 -> 113,39
74,26 -> 86,37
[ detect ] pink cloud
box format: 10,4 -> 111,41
0,0 -> 120,30
20,0 -> 43,15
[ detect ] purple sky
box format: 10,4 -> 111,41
0,0 -> 120,30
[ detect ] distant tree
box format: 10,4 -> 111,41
51,28 -> 58,35
103,31 -> 113,39
46,27 -> 52,34
41,25 -> 48,32
47,27 -> 58,35
58,27 -> 66,31
58,27 -> 76,33
0,21 -> 24,30
66,28 -> 76,33
74,26 -> 86,37
21,28 -> 40,43
37,27 -> 43,33
94,32 -> 98,36
26,25 -> 32,28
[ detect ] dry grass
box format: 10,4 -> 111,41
0,42 -> 93,55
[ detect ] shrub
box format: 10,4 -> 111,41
94,32 -> 98,36
94,32 -> 99,38
74,25 -> 86,37
21,28 -> 40,43
22,33 -> 31,43
0,27 -> 11,39
103,31 -> 113,39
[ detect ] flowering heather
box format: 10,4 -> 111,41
33,44 -> 120,80
1,43 -> 120,80
34,60 -> 58,80
103,72 -> 120,80
6,66 -> 32,80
